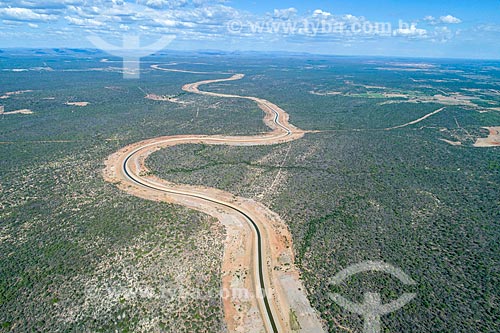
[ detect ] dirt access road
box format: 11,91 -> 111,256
104,68 -> 325,333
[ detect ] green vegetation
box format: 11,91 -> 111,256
148,57 -> 500,332
150,128 -> 500,332
2,53 -> 500,332
0,54 -> 269,332
289,309 -> 301,331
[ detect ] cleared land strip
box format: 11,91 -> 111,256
151,64 -> 231,75
385,107 -> 446,130
104,70 -> 325,332
0,106 -> 33,115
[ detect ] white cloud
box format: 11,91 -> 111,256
343,14 -> 364,23
65,16 -> 104,27
0,1 -> 467,50
273,8 -> 297,20
393,23 -> 427,37
137,0 -> 188,9
153,18 -> 178,27
475,24 -> 500,33
313,9 -> 331,17
424,14 -> 462,25
2,19 -> 22,25
431,26 -> 453,42
0,0 -> 85,10
440,15 -> 461,24
0,7 -> 57,21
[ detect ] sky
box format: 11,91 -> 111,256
0,0 -> 499,59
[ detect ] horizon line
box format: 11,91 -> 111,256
0,47 -> 499,62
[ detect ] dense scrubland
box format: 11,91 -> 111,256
2,52 -> 500,332
0,54 -> 259,332
149,57 -> 500,332
150,130 -> 499,332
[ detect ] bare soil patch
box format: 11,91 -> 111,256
440,139 -> 462,146
1,107 -> 33,115
0,90 -> 33,99
474,127 -> 500,147
65,102 -> 89,107
144,93 -> 185,104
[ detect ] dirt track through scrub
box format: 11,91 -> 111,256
385,107 -> 446,130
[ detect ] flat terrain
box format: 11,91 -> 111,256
1,52 -> 499,332
474,127 -> 500,147
104,71 -> 323,332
